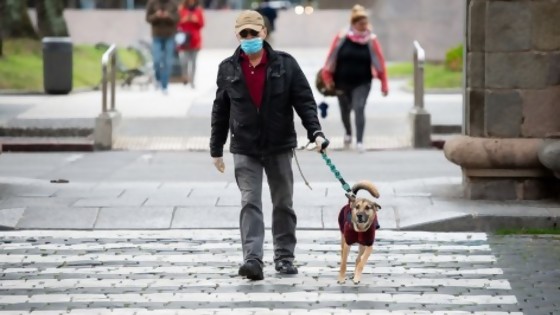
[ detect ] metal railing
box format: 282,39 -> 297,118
413,40 -> 425,109
409,40 -> 431,148
101,44 -> 117,112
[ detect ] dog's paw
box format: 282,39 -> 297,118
337,278 -> 346,284
352,279 -> 361,285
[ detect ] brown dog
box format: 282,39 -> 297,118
337,180 -> 381,284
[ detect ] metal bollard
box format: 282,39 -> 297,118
409,40 -> 432,148
94,44 -> 122,150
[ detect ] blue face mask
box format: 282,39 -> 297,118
240,38 -> 263,55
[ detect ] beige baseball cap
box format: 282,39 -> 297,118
235,10 -> 265,34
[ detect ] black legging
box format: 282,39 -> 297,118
336,83 -> 372,143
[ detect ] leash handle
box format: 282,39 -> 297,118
320,138 -> 330,153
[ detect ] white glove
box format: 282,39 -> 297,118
213,157 -> 225,173
315,136 -> 327,153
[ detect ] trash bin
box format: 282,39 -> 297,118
42,37 -> 73,94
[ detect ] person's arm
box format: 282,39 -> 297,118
288,56 -> 325,143
210,64 -> 231,158
196,8 -> 205,29
321,33 -> 342,88
168,3 -> 180,26
372,37 -> 389,95
145,1 -> 159,23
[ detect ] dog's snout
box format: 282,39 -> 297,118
357,213 -> 367,223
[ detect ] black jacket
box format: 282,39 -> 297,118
210,42 -> 324,157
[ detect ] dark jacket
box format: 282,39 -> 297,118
210,42 -> 324,158
146,0 -> 179,38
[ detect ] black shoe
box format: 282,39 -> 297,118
275,260 -> 298,274
238,260 -> 264,281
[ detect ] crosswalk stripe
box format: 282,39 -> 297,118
0,292 -> 518,305
0,310 -> 525,315
0,277 -> 511,290
0,243 -> 492,252
0,266 -> 505,276
0,253 -> 497,264
0,230 -> 489,242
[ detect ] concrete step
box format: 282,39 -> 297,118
0,137 -> 94,152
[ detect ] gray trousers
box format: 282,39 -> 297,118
178,50 -> 199,83
233,152 -> 296,265
337,83 -> 372,143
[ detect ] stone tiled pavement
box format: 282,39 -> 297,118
1,176 -> 559,231
1,229 -> 558,314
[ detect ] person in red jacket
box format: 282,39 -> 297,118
321,4 -> 389,153
177,0 -> 205,88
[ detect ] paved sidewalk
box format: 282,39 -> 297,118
0,150 -> 558,232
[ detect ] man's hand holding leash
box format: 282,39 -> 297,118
315,136 -> 329,153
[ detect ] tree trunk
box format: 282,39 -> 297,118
36,0 -> 69,38
0,0 -> 5,57
2,0 -> 37,38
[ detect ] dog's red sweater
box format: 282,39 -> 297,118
338,204 -> 376,246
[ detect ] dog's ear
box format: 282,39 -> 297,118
373,202 -> 382,210
352,181 -> 380,199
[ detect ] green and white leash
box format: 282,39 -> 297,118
294,139 -> 356,201
320,146 -> 356,200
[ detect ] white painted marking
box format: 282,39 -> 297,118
0,277 -> 511,290
0,310 -> 526,315
0,253 -> 497,264
0,242 -> 492,252
0,230 -> 489,242
0,292 -> 518,305
64,154 -> 84,163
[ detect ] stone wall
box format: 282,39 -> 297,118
445,0 -> 560,200
40,1 -> 464,61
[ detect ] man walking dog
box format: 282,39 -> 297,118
210,10 -> 328,281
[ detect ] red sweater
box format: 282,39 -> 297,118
338,204 -> 377,246
177,5 -> 204,50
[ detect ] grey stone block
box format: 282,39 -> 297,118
532,1 -> 560,51
467,52 -> 484,89
171,206 -> 238,228
145,196 -> 218,207
465,178 -> 517,200
468,0 -> 486,52
397,204 -> 470,230
486,1 -> 531,52
484,90 -> 522,137
520,86 -> 560,137
486,52 -> 550,89
466,89 -> 485,137
73,196 -> 147,207
0,208 -> 25,229
95,207 -> 174,229
16,207 -> 99,229
548,52 -> 560,86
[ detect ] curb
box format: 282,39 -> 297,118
2,216 -> 558,232
400,215 -> 560,233
0,87 -> 98,96
0,140 -> 95,152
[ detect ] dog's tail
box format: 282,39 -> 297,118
352,180 -> 380,199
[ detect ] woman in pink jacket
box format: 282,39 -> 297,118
177,0 -> 205,88
321,5 -> 389,153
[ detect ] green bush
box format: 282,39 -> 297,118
445,44 -> 463,72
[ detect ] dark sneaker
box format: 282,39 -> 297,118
275,260 -> 298,275
238,260 -> 264,281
